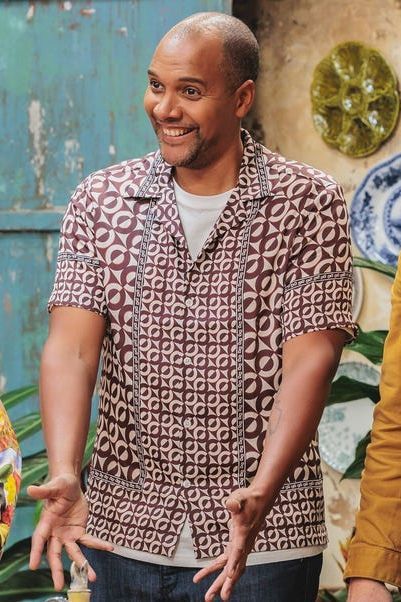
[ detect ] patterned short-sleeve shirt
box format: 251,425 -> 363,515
49,130 -> 356,558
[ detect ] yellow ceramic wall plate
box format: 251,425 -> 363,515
311,41 -> 399,157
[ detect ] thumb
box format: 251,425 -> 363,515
225,491 -> 245,515
27,482 -> 64,500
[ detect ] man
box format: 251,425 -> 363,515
28,12 -> 355,602
345,260 -> 401,601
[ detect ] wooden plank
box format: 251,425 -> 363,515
0,210 -> 63,231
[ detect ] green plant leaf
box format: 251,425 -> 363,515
82,422 -> 97,469
0,569 -> 67,601
13,493 -> 35,507
353,256 -> 397,278
348,327 -> 387,364
318,589 -> 347,601
0,538 -> 31,584
342,431 -> 371,480
13,413 -> 42,442
327,376 -> 380,405
1,386 -> 38,411
21,451 -> 48,490
318,592 -> 337,602
34,499 -> 44,526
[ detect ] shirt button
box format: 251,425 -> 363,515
183,418 -> 192,428
183,357 -> 191,366
185,298 -> 193,308
182,479 -> 191,488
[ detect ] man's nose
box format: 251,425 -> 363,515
153,93 -> 182,121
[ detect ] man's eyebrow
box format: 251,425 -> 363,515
177,77 -> 206,85
147,70 -> 206,86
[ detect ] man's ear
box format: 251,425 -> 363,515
235,80 -> 256,119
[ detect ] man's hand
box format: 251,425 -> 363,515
347,578 -> 392,601
193,486 -> 266,601
28,474 -> 113,590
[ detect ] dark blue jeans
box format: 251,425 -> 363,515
81,546 -> 322,602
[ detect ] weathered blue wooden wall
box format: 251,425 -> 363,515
0,0 -> 231,392
0,0 -> 231,583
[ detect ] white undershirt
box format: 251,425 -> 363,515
110,180 -> 325,566
174,178 -> 232,260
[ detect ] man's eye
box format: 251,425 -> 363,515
149,80 -> 162,91
184,87 -> 201,97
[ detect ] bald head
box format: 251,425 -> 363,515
162,12 -> 259,91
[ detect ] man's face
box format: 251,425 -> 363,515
144,33 -> 239,169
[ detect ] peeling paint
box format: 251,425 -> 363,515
116,27 -> 128,36
45,234 -> 54,271
26,4 -> 35,22
61,1 -> 72,10
109,144 -> 116,156
9,271 -> 17,284
0,375 -> 6,394
28,99 -> 47,198
80,8 -> 96,17
64,138 -> 83,174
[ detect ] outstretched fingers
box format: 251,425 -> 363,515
193,554 -> 227,583
79,533 -> 114,553
29,527 -> 48,570
47,536 -> 65,591
204,570 -> 228,602
64,540 -> 97,582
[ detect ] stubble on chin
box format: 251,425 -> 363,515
158,136 -> 212,170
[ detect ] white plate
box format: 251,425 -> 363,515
352,267 -> 363,321
351,153 -> 401,266
319,361 -> 380,473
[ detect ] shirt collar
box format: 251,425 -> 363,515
123,129 -> 271,201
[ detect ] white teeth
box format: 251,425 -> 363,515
162,127 -> 191,137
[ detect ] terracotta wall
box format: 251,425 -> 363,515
235,0 -> 401,589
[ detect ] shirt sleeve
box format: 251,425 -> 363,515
281,182 -> 357,342
344,257 -> 401,587
48,177 -> 107,317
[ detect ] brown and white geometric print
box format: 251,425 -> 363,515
49,130 -> 356,558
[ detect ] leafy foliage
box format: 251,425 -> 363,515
319,588 -> 401,601
341,432 -> 371,480
328,376 -> 380,406
327,257 -> 394,479
1,386 -> 96,600
353,257 -> 396,278
319,589 -> 347,602
347,326 -> 387,365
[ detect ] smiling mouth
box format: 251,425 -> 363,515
159,126 -> 196,138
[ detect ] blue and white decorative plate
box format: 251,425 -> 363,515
351,152 -> 401,266
319,362 -> 380,474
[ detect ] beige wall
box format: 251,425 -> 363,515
249,0 -> 401,588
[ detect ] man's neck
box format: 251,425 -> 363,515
173,136 -> 243,195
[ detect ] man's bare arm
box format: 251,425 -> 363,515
195,328 -> 347,602
39,306 -> 105,478
28,306 -> 113,590
250,328 -> 346,502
